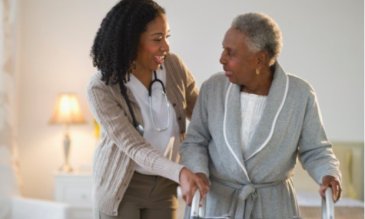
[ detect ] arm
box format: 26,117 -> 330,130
298,89 -> 342,201
87,76 -> 183,182
180,81 -> 212,202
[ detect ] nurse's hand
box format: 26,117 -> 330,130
179,167 -> 210,206
320,175 -> 342,202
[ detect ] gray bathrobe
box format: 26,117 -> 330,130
180,64 -> 341,219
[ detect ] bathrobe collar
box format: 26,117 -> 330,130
224,63 -> 289,176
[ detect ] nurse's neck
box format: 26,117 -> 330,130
132,67 -> 153,89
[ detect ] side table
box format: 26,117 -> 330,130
54,172 -> 93,219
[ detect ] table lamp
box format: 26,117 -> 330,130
49,93 -> 86,172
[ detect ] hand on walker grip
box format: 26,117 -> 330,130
322,187 -> 335,219
179,167 -> 209,206
320,175 -> 341,202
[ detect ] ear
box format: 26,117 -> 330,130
255,51 -> 269,66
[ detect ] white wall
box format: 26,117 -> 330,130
158,0 -> 364,141
16,0 -> 363,200
17,0 -> 117,199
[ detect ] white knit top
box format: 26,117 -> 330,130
240,92 -> 267,160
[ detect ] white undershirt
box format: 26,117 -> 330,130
240,92 -> 267,160
126,66 -> 180,175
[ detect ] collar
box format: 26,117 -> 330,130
224,63 -> 289,177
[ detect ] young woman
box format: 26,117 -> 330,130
87,0 -> 209,218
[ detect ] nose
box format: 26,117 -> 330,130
161,38 -> 170,53
219,51 -> 226,64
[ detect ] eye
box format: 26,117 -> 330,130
225,48 -> 232,56
153,35 -> 170,42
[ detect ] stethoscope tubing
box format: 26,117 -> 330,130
147,71 -> 170,132
122,71 -> 170,135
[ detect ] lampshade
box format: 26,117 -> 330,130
49,93 -> 86,125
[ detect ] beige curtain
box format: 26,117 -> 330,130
0,0 -> 19,218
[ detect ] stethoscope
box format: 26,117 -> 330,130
121,71 -> 170,136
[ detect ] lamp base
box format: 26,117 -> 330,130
60,132 -> 73,173
59,164 -> 73,173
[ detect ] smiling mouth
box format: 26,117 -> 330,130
155,55 -> 166,64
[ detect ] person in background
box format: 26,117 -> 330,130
180,12 -> 341,219
87,0 -> 209,218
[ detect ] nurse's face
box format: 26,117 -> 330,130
135,14 -> 170,74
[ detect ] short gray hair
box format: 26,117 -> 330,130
232,12 -> 282,65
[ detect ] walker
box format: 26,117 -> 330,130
190,188 -> 335,219
190,191 -> 230,219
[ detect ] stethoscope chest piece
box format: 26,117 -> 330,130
135,124 -> 144,136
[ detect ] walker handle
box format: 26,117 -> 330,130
322,187 -> 335,219
191,190 -> 205,218
191,190 -> 200,217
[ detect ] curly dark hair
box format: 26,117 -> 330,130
91,0 -> 165,93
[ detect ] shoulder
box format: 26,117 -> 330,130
164,53 -> 186,78
287,74 -> 316,96
87,71 -> 116,94
275,63 -> 317,103
87,71 -> 103,89
198,72 -> 229,99
164,52 -> 185,69
275,63 -> 314,94
164,52 -> 197,86
87,71 -> 106,90
202,72 -> 228,89
284,73 -> 320,109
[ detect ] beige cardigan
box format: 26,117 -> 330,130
87,53 -> 198,216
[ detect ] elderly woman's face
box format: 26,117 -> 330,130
135,14 -> 170,74
220,27 -> 259,86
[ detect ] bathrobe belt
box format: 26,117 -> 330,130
212,177 -> 287,219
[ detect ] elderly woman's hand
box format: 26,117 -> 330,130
320,175 -> 342,202
179,167 -> 210,206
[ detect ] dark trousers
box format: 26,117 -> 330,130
99,172 -> 178,219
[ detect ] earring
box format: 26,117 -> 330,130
256,68 -> 260,75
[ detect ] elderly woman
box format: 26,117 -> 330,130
180,12 -> 342,219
